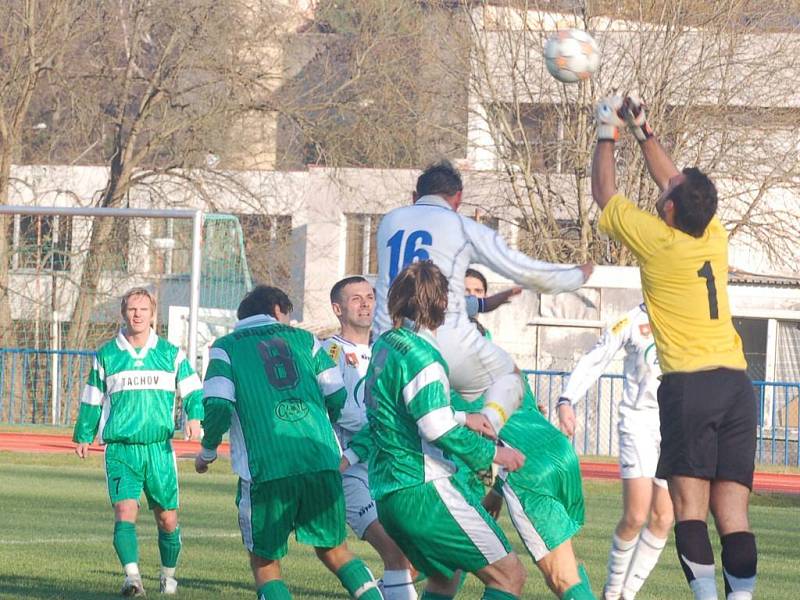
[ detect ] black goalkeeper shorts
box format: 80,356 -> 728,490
656,368 -> 757,489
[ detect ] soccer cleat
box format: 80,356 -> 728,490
160,575 -> 178,594
121,574 -> 146,597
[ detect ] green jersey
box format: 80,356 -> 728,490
366,327 -> 496,500
201,314 -> 346,484
72,329 -> 203,445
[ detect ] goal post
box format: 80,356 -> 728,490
0,205 -> 203,425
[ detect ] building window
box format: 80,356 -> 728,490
493,102 -> 580,174
733,317 -> 768,381
235,214 -> 293,288
10,215 -> 72,271
345,213 -> 381,276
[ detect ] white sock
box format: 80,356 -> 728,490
689,575 -> 718,600
381,569 -> 417,600
727,592 -> 753,600
604,533 -> 638,598
621,527 -> 667,599
161,566 -> 176,579
123,563 -> 140,578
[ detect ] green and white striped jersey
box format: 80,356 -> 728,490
366,326 -> 496,500
201,314 -> 347,484
72,329 -> 203,445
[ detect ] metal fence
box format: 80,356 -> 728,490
0,353 -> 797,467
0,348 -> 95,425
524,370 -> 800,467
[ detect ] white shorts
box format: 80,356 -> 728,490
436,323 -> 516,400
618,425 -> 667,488
342,463 -> 378,539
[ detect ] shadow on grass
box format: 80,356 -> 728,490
0,571 -> 257,599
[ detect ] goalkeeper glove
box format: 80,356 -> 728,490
595,95 -> 626,141
624,94 -> 654,142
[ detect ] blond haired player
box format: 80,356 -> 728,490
592,95 -> 757,600
73,288 -> 203,596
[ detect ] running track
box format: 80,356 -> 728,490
3,432 -> 799,495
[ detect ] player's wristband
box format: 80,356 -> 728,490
631,122 -> 654,143
556,397 -> 572,408
342,447 -> 360,467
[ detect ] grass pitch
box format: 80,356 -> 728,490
0,452 -> 798,599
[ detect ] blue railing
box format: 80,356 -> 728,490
523,370 -> 800,467
0,351 -> 797,466
0,348 -> 95,426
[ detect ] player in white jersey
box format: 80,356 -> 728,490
324,276 -> 417,600
374,160 -> 593,412
557,304 -> 673,600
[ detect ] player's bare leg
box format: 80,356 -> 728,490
474,552 -> 526,599
622,481 -> 671,599
114,500 -> 144,596
710,480 -> 756,600
363,521 -> 417,599
153,506 -> 181,594
316,543 -> 384,599
668,476 -> 716,600
536,539 -> 595,599
421,571 -> 459,598
604,478 -> 671,599
250,555 -> 289,599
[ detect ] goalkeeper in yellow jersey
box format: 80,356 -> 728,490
591,95 -> 757,600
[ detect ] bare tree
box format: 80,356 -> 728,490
0,1 -> 88,346
458,1 -> 800,268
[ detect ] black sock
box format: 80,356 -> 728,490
674,520 -> 715,585
721,531 -> 757,597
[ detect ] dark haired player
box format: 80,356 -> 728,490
592,95 -> 757,600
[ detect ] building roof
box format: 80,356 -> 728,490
728,269 -> 800,288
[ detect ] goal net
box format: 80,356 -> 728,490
0,207 -> 252,426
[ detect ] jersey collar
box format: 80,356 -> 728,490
402,321 -> 441,351
235,314 -> 279,330
116,328 -> 158,360
415,195 -> 454,211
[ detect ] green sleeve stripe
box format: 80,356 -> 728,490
92,356 -> 105,381
205,354 -> 233,381
402,362 -> 448,406
313,338 -> 337,374
201,397 -> 233,449
416,405 -> 459,442
407,383 -> 450,418
80,384 -> 104,406
182,389 -> 205,420
317,366 -> 344,396
203,376 -> 235,402
72,403 -> 102,443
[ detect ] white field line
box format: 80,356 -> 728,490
0,531 -> 241,545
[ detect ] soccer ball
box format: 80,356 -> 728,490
543,29 -> 600,84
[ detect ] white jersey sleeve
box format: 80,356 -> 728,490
460,217 -> 586,295
561,313 -> 630,406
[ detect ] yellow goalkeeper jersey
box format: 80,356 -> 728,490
599,193 -> 746,374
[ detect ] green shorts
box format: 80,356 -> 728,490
377,475 -> 511,579
105,440 -> 178,510
498,434 -> 585,561
237,470 -> 346,560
